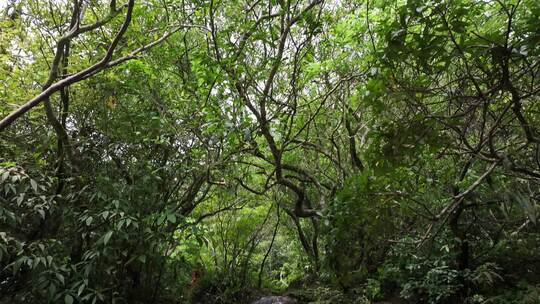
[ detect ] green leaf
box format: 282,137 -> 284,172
138,255 -> 146,263
77,283 -> 85,296
1,171 -> 9,183
65,294 -> 73,304
30,179 -> 38,192
167,213 -> 176,224
103,231 -> 113,245
56,273 -> 65,285
16,193 -> 24,205
157,214 -> 165,225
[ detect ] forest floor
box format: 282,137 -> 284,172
250,284 -> 405,304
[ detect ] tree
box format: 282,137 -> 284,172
1,0 -> 540,303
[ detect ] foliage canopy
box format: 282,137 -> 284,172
1,0 -> 539,303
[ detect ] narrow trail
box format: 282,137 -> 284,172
250,294 -> 404,304
251,296 -> 297,304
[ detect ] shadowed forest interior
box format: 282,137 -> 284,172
1,0 -> 540,303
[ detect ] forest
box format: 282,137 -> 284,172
0,0 -> 539,303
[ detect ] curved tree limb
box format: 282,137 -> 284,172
0,1 -> 204,132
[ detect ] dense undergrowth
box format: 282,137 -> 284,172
1,0 -> 540,303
